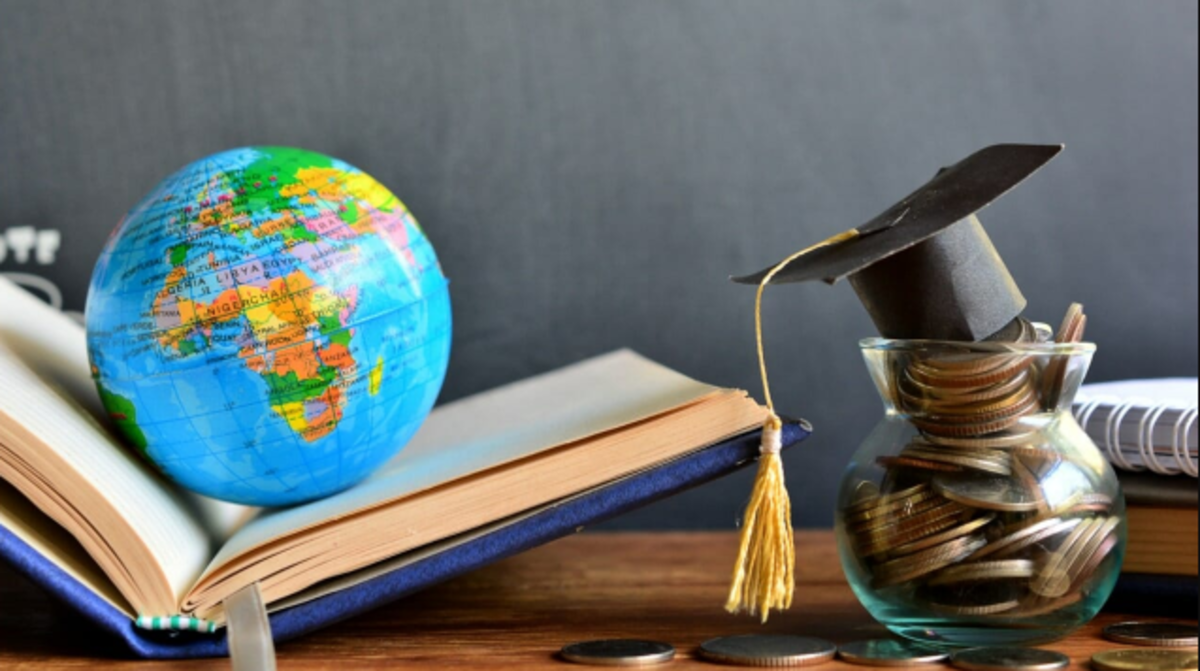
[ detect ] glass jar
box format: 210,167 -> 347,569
835,336 -> 1125,647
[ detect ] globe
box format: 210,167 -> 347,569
85,147 -> 452,506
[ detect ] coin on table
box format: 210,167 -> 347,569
950,647 -> 1070,671
1092,649 -> 1199,671
560,639 -> 676,666
1103,622 -> 1200,648
698,635 -> 836,667
933,473 -> 1042,513
838,639 -> 948,666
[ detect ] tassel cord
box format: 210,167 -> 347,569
726,229 -> 858,622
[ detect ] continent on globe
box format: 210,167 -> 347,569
86,147 -> 452,506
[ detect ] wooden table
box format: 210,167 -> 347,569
0,531 -> 1189,669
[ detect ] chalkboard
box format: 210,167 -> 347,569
1,0 -> 1196,528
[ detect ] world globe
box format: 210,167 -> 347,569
86,147 -> 452,506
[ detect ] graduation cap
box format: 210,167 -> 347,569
732,144 -> 1064,342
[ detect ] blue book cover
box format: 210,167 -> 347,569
0,423 -> 809,659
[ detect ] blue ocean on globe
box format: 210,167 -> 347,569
85,146 -> 451,506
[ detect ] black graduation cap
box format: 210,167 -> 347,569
732,144 -> 1064,342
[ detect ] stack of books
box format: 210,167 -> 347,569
1074,379 -> 1198,617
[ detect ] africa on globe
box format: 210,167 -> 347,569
86,147 -> 452,506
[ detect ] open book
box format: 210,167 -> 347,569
0,278 -> 771,629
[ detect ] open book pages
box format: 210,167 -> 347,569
0,279 -> 250,616
182,351 -> 764,621
0,278 -> 765,622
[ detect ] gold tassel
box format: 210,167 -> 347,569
725,413 -> 793,621
725,229 -> 859,622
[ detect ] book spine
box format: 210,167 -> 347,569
1074,398 -> 1198,477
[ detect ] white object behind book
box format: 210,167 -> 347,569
1075,378 -> 1198,478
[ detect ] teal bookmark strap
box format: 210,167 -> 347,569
135,614 -> 218,634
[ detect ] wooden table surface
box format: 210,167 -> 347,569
0,531 -> 1191,669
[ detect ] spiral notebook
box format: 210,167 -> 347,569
1074,379 -> 1198,478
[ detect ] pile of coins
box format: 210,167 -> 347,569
843,304 -> 1123,621
559,623 -> 1197,667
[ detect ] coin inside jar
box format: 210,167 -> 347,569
926,559 -> 1036,586
933,473 -> 1043,512
971,517 -> 1081,560
698,635 -> 837,667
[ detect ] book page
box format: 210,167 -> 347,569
0,346 -> 212,612
0,478 -> 133,617
0,278 -> 251,543
203,350 -> 719,572
0,278 -> 252,613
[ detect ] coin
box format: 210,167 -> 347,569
853,502 -> 957,537
1032,518 -> 1098,598
972,517 -> 1081,560
927,598 -> 1021,616
1073,533 -> 1119,588
698,635 -> 837,667
901,448 -> 1013,476
560,639 -> 675,666
927,559 -> 1035,586
923,430 -> 1040,450
1103,622 -> 1200,648
858,515 -> 971,557
933,474 -> 1042,513
1092,649 -> 1199,671
847,484 -> 929,515
877,455 -> 965,473
838,639 -> 948,666
872,535 -> 987,588
919,388 -> 1038,423
849,493 -> 943,527
912,410 -> 1031,438
1069,492 -> 1115,514
999,593 -> 1083,619
1063,517 -> 1120,586
909,355 -> 1034,390
949,647 -> 1070,671
852,481 -> 882,506
892,515 -> 995,555
1042,304 -> 1087,408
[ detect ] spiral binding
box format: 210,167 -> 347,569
1074,396 -> 1199,477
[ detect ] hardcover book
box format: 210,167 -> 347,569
0,278 -> 809,658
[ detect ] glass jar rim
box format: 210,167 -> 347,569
860,336 -> 1096,355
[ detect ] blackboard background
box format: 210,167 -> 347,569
1,1 -> 1196,529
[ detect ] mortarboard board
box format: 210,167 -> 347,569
732,144 -> 1064,342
